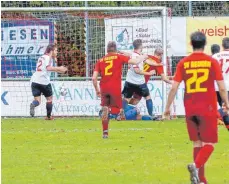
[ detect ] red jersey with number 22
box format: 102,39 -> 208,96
173,52 -> 223,116
94,53 -> 130,91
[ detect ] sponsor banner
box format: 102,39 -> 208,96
186,17 -> 229,55
105,17 -> 186,56
1,81 -> 185,116
1,20 -> 55,78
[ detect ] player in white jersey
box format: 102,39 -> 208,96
30,44 -> 67,120
122,39 -> 162,117
212,37 -> 229,106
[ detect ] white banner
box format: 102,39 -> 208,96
1,81 -> 185,117
105,17 -> 186,56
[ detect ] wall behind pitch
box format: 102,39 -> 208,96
1,81 -> 185,117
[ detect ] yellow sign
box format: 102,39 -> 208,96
187,17 -> 229,55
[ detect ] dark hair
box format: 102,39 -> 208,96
211,44 -> 220,55
133,39 -> 142,49
190,31 -> 206,50
107,41 -> 117,53
222,37 -> 229,49
45,44 -> 57,54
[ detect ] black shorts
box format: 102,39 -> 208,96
216,91 -> 229,107
31,82 -> 53,97
122,81 -> 150,98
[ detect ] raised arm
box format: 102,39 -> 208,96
144,59 -> 163,66
128,55 -> 148,65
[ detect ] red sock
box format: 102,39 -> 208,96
193,147 -> 207,183
195,145 -> 214,169
102,120 -> 109,135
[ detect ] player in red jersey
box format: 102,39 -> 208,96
92,41 -> 147,138
164,32 -> 229,184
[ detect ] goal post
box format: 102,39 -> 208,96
1,6 -> 169,117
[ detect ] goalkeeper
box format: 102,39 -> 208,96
99,100 -> 160,121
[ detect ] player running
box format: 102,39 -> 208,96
30,44 -> 68,120
92,41 -> 147,138
164,32 -> 229,184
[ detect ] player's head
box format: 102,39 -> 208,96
190,31 -> 206,51
45,44 -> 57,58
107,41 -> 117,53
133,39 -> 143,52
211,44 -> 220,55
154,46 -> 163,60
222,37 -> 229,50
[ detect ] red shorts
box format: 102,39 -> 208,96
100,88 -> 122,109
186,114 -> 218,143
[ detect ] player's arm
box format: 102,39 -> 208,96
164,62 -> 183,118
128,54 -> 148,65
46,66 -> 68,74
217,80 -> 229,106
144,59 -> 163,66
134,68 -> 155,76
161,73 -> 173,84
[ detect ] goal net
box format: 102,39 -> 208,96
1,7 -> 171,117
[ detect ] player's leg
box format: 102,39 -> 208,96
218,107 -> 229,131
192,115 -> 218,184
100,92 -> 110,138
186,116 -> 201,183
30,82 -> 42,117
43,84 -> 54,120
122,81 -> 135,107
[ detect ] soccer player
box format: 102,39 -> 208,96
30,44 -> 68,120
211,44 -> 220,55
164,32 -> 229,184
122,39 -> 163,117
92,41 -> 147,138
129,47 -> 172,106
99,105 -> 154,121
212,38 -> 229,130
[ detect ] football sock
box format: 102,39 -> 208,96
141,115 -> 152,120
102,120 -> 109,135
194,147 -> 207,184
32,100 -> 39,107
195,145 -> 214,169
46,102 -> 53,118
146,99 -> 153,116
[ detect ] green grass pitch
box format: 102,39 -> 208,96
2,118 -> 229,184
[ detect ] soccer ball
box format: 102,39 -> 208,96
59,85 -> 67,96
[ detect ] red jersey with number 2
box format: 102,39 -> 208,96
173,52 -> 223,116
94,53 -> 130,91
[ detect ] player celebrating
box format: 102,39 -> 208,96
130,47 -> 172,106
92,41 -> 147,138
122,39 -> 163,117
164,32 -> 229,184
30,44 -> 68,120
